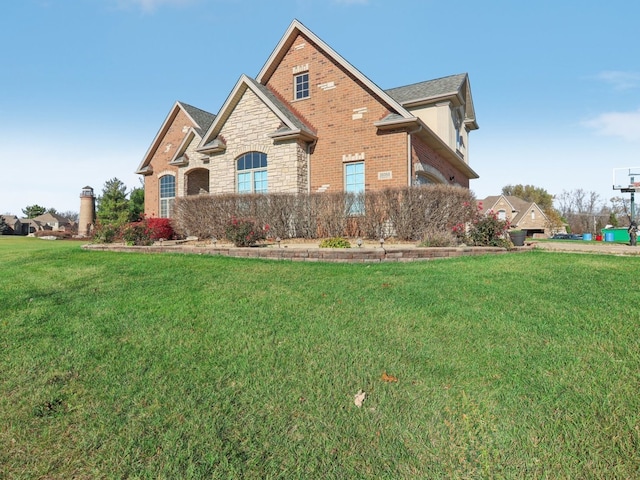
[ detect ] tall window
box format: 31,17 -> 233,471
159,175 -> 175,218
345,162 -> 365,215
237,152 -> 268,194
294,72 -> 309,100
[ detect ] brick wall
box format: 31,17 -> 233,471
265,33 -> 408,193
144,109 -> 195,217
411,135 -> 469,188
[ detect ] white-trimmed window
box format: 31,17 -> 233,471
498,209 -> 506,220
237,152 -> 268,194
294,72 -> 310,100
159,174 -> 175,218
345,161 -> 365,215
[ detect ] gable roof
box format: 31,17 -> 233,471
180,102 -> 216,137
136,101 -> 216,174
479,195 -> 548,225
256,19 -> 414,121
198,74 -> 317,152
32,212 -> 71,224
386,73 -> 468,104
386,73 -> 478,130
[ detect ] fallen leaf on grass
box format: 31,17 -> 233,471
354,390 -> 366,407
381,371 -> 398,382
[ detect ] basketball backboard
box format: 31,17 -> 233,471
613,167 -> 640,192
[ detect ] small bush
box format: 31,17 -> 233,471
122,221 -> 153,246
146,217 -> 175,240
34,230 -> 72,240
468,211 -> 510,247
92,222 -> 119,244
225,217 -> 268,247
419,228 -> 458,247
319,237 -> 352,248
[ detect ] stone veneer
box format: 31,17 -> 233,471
206,89 -> 308,194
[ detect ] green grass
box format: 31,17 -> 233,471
1,236 -> 640,478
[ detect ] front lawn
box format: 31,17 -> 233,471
1,237 -> 639,478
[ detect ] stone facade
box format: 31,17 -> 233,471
207,89 -> 308,194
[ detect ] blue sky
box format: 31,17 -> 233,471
2,0 -> 639,216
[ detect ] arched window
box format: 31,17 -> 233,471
159,175 -> 175,218
237,152 -> 267,194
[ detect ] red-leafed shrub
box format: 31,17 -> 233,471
225,217 -> 268,247
146,217 -> 175,240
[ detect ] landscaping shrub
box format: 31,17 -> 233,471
224,217 -> 268,247
419,228 -> 458,247
173,185 -> 478,243
34,230 -> 72,240
146,217 -> 175,240
92,222 -> 119,244
319,237 -> 352,248
467,210 -> 510,247
121,221 -> 153,246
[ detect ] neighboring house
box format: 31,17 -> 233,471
17,213 -> 74,236
137,19 -> 480,218
1,215 -> 21,235
479,195 -> 551,237
31,212 -> 74,232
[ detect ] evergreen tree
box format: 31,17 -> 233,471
22,204 -> 46,218
128,187 -> 145,222
96,178 -> 130,226
0,216 -> 9,235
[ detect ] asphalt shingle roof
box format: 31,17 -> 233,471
385,73 -> 467,104
179,102 -> 216,136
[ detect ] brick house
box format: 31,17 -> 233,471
136,19 -> 479,218
478,195 -> 551,237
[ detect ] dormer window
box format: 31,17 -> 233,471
294,72 -> 310,100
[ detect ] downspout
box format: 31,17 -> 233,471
407,124 -> 422,186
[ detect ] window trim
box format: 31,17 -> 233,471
236,152 -> 268,194
159,174 -> 176,218
344,161 -> 365,215
294,72 -> 310,100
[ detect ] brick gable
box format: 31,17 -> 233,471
264,32 -> 407,192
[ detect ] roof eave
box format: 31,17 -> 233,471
373,117 -> 420,131
268,129 -> 318,142
197,139 -> 226,154
136,165 -> 154,176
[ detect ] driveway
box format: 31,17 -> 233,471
533,240 -> 640,256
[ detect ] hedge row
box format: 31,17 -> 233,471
173,185 -> 477,242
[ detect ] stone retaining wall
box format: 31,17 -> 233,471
83,244 -> 532,263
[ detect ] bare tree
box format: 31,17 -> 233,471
556,189 -> 607,234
